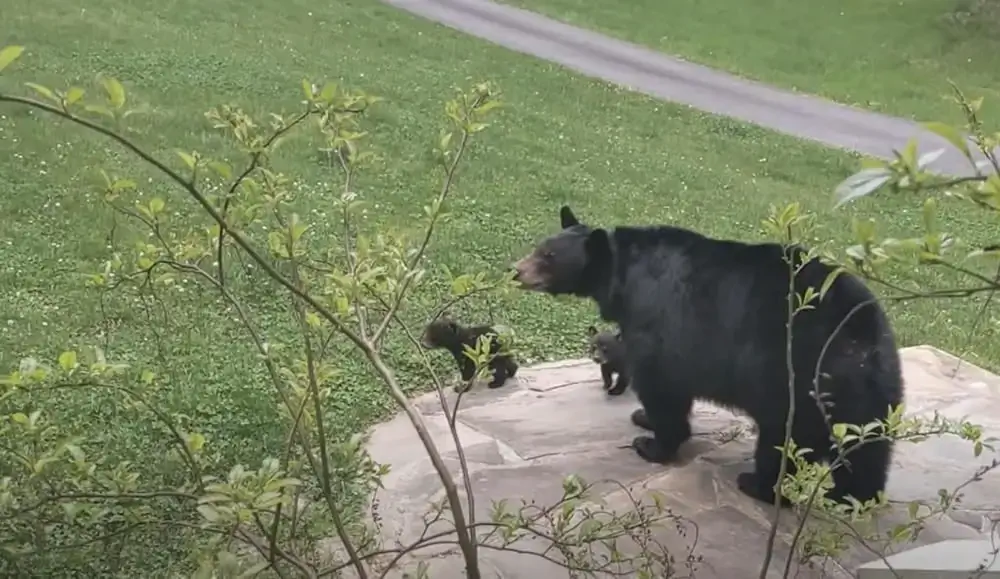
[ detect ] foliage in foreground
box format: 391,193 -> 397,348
0,43 -> 998,579
0,44 -> 692,579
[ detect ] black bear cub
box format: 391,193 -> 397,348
421,316 -> 519,389
513,205 -> 904,507
587,325 -> 630,396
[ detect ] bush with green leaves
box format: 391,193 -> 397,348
0,45 -> 694,578
755,85 -> 1000,576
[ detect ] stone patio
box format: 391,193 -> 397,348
362,345 -> 1000,578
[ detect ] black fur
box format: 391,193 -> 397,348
421,316 -> 519,389
587,325 -> 630,396
513,206 -> 904,507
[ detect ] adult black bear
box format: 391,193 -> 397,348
513,206 -> 904,506
421,316 -> 519,390
587,325 -> 630,396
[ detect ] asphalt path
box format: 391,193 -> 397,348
384,0 -> 996,177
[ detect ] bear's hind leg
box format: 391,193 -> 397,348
736,425 -> 796,507
828,437 -> 892,505
631,381 -> 694,464
630,408 -> 653,431
486,359 -> 509,389
504,356 -> 519,378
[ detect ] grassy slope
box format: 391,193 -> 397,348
1,0 -> 998,574
502,0 -> 1000,127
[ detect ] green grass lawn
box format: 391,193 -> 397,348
1,0 -> 998,575
501,0 -> 1000,127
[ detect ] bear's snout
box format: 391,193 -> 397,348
512,256 -> 542,289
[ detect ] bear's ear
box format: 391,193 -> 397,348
586,325 -> 598,336
560,205 -> 579,229
584,228 -> 612,270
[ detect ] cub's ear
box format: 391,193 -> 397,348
560,205 -> 579,229
584,228 -> 612,269
586,325 -> 598,336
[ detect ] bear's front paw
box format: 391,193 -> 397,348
631,436 -> 676,464
606,381 -> 628,396
736,472 -> 791,507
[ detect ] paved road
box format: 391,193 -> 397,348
384,0 -> 995,177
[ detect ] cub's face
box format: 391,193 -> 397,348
586,325 -> 619,364
421,318 -> 459,349
588,338 -> 608,364
513,205 -> 610,297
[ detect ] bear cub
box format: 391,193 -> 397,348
512,205 -> 904,508
587,325 -> 630,396
421,315 -> 519,390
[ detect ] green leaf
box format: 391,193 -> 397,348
11,412 -> 28,424
84,104 -> 114,118
66,443 -> 86,462
24,82 -> 57,103
196,504 -> 221,523
186,432 -> 206,453
834,167 -> 892,208
819,267 -> 844,301
318,81 -> 338,102
831,423 -> 848,441
207,161 -> 232,180
58,350 -> 78,371
916,148 -> 946,171
924,122 -> 971,161
175,150 -> 197,169
476,99 -> 502,114
101,76 -> 126,109
149,197 -> 165,214
301,78 -> 314,101
921,197 -> 937,233
439,130 -> 454,152
64,86 -> 86,106
0,45 -> 25,73
267,231 -> 287,258
290,221 -> 308,243
899,139 -> 918,168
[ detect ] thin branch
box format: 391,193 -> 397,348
334,147 -> 369,341
759,245 -> 800,579
371,94 -> 487,345
370,286 -> 478,549
216,108 -> 313,287
949,261 -> 1000,378
288,236 -> 370,579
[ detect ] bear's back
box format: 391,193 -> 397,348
606,224 -> 897,413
